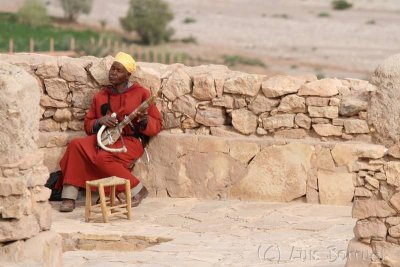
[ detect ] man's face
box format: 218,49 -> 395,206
109,62 -> 130,86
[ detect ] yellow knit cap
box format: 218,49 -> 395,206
114,52 -> 136,73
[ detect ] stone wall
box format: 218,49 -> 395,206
0,61 -> 62,266
0,53 -> 376,171
1,53 -> 400,266
344,55 -> 400,267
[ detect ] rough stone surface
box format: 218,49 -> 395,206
308,106 -> 339,119
0,231 -> 63,267
248,94 -> 280,114
59,62 -> 87,83
318,170 -> 355,205
344,119 -> 370,134
261,75 -> 303,97
53,199 -> 355,267
228,141 -> 260,164
262,114 -> 295,130
35,61 -> 59,79
369,53 -> 400,146
352,200 -> 397,220
354,219 -> 387,240
295,113 -> 312,129
231,109 -> 258,135
88,55 -> 113,86
371,241 -> 400,267
298,78 -> 341,97
230,143 -> 314,202
224,72 -> 261,96
384,162 -> 400,187
195,107 -> 226,126
345,238 -> 374,267
44,78 -> 70,101
0,214 -> 41,242
162,68 -> 192,101
278,94 -> 306,113
192,74 -> 217,100
172,95 -> 197,118
312,124 -> 343,137
339,98 -> 368,117
0,62 -> 41,162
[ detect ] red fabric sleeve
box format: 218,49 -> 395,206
140,90 -> 163,137
84,95 -> 98,136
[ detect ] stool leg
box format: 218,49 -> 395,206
110,185 -> 116,213
85,183 -> 92,222
125,180 -> 131,220
98,184 -> 109,223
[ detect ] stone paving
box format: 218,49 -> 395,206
51,198 -> 355,267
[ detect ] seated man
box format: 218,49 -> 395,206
57,52 -> 162,212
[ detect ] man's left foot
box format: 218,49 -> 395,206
131,187 -> 148,207
59,199 -> 75,212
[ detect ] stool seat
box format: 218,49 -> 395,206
86,176 -> 128,187
85,176 -> 132,223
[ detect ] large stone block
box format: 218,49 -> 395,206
262,114 -> 295,130
192,74 -> 217,100
0,214 -> 40,242
261,75 -> 303,97
231,109 -> 258,135
318,170 -> 354,205
248,94 -> 279,114
224,72 -> 261,96
277,94 -> 306,113
59,62 -> 87,83
0,231 -> 63,267
308,106 -> 339,119
298,78 -> 341,97
162,68 -> 192,101
371,241 -> 400,267
229,143 -> 314,202
352,199 -> 396,219
345,238 -> 373,267
369,54 -> 400,146
44,78 -> 70,101
88,55 -> 114,86
195,106 -> 226,126
354,219 -> 387,240
0,62 -> 41,162
385,162 -> 400,187
0,178 -> 27,197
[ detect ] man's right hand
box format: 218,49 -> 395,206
98,115 -> 118,127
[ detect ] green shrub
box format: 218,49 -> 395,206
223,55 -> 266,67
120,0 -> 174,45
17,0 -> 50,26
60,0 -> 93,22
318,12 -> 331,18
181,36 -> 197,44
332,0 -> 353,10
183,17 -> 196,24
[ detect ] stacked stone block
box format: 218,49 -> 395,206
0,61 -> 62,266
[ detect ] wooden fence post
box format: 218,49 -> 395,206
29,38 -> 34,52
69,37 -> 75,51
8,38 -> 13,53
50,38 -> 54,52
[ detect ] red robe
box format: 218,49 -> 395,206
56,83 -> 162,191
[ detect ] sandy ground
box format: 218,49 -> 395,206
53,198 -> 356,266
1,0 -> 399,78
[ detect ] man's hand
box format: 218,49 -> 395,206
133,110 -> 148,124
98,115 -> 118,127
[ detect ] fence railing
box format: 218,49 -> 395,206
5,36 -> 203,66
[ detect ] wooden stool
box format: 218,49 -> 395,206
85,176 -> 132,223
